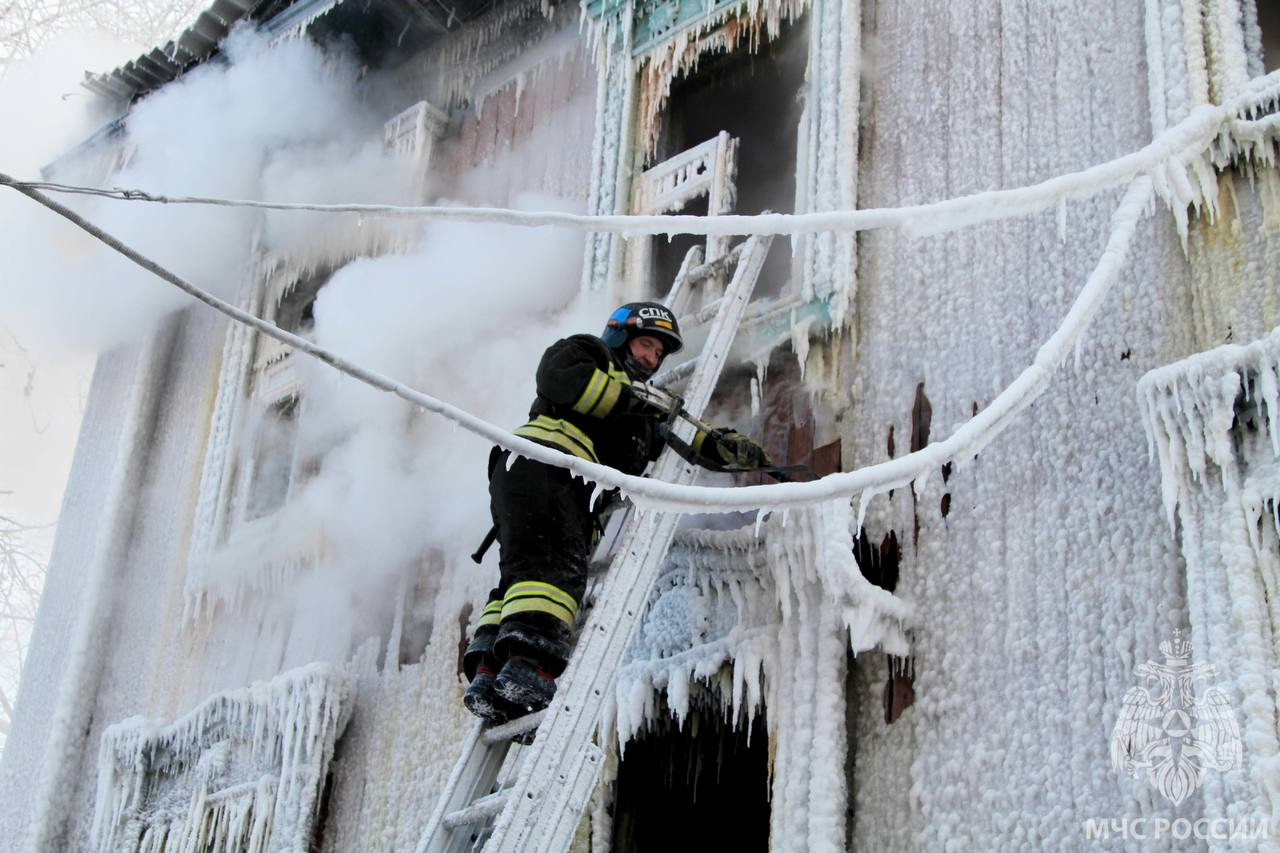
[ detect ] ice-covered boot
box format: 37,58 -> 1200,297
462,624 -> 513,725
494,655 -> 558,712
463,664 -> 511,725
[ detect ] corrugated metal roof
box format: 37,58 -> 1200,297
82,0 -> 258,100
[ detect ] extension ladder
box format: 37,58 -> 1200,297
415,233 -> 773,853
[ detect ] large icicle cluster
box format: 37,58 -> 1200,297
1138,325 -> 1280,843
1139,323 -> 1280,529
422,0 -> 564,109
90,663 -> 350,853
614,500 -> 912,742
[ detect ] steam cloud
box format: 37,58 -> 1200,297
4,26 -> 604,655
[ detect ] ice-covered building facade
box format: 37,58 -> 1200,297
2,0 -> 1280,849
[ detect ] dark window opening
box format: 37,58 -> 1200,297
651,17 -> 809,301
275,285 -> 317,336
1261,4 -> 1280,73
610,702 -> 770,852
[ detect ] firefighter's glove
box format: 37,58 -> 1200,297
714,431 -> 770,469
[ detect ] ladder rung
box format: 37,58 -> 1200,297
480,709 -> 547,745
443,788 -> 511,829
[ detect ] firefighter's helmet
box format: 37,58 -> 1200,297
600,302 -> 683,356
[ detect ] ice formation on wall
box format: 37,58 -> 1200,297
631,0 -> 809,155
91,663 -> 349,852
616,500 -> 911,742
415,0 -> 564,109
1139,323 -> 1280,527
1139,324 -> 1280,841
315,624 -> 475,850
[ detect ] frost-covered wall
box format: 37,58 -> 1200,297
0,319 -> 203,849
845,1 -> 1278,849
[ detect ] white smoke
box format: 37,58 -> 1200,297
1,26 -> 416,350
278,200 -> 603,615
4,23 -> 608,658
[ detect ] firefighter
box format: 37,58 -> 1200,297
462,301 -> 771,725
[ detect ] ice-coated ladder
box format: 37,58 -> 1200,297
416,233 -> 773,853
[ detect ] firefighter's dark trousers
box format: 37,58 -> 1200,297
468,448 -> 593,678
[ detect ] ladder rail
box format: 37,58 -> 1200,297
417,721 -> 516,853
482,234 -> 773,853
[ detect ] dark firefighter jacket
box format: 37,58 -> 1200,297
513,334 -> 716,474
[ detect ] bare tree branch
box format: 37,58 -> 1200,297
0,513 -> 47,755
1,0 -> 207,76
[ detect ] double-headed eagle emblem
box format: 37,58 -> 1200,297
1109,635 -> 1242,806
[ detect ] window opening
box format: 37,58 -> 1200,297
244,394 -> 300,522
230,270 -> 331,532
650,18 -> 808,302
610,705 -> 769,852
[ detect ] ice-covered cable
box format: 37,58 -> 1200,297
1,68 -> 1275,239
2,174 -> 1153,515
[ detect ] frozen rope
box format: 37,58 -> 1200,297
2,174 -> 1153,516
1,68 -> 1275,239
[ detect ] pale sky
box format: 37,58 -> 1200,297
1,32 -> 138,560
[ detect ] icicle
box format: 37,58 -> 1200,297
1057,196 -> 1068,242
750,376 -> 761,417
912,468 -> 930,497
790,318 -> 813,379
855,489 -> 873,532
92,665 -> 347,851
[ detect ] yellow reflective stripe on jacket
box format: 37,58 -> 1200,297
478,600 -> 503,628
571,367 -> 627,418
572,369 -> 608,415
513,415 -> 599,463
502,580 -> 579,626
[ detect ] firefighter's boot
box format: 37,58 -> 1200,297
462,626 -> 512,726
494,655 -> 557,713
